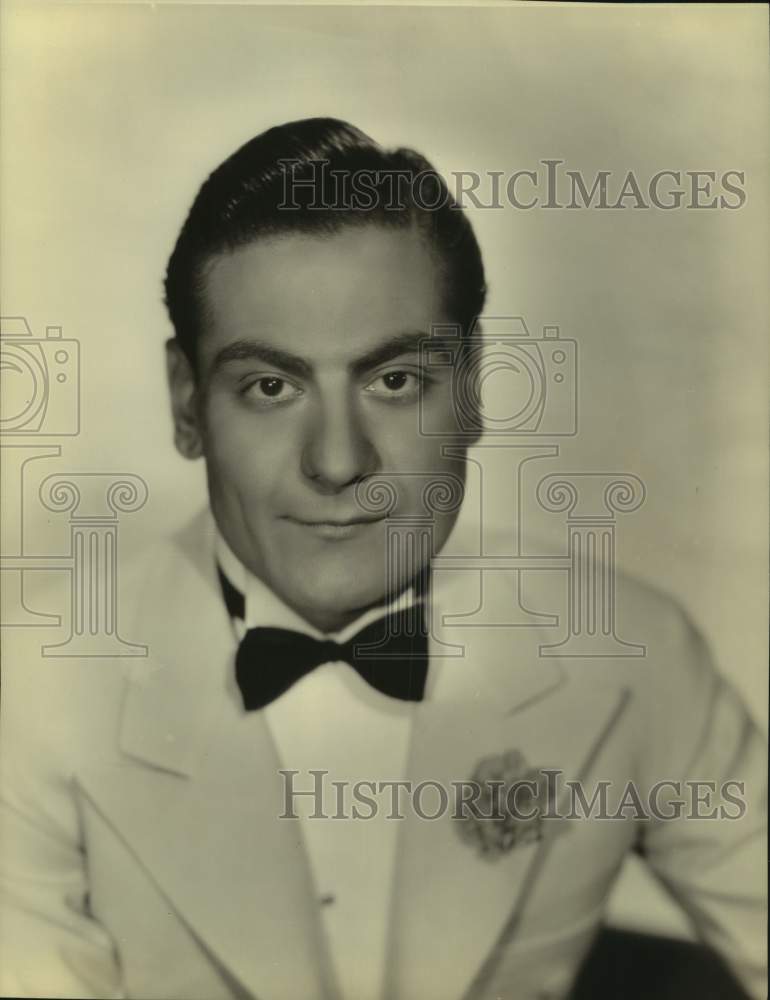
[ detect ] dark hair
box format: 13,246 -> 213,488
164,117 -> 487,365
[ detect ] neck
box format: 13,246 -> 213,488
296,604 -> 376,635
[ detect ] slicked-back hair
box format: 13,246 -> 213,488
164,118 -> 487,368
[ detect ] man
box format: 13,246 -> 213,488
0,118 -> 766,1000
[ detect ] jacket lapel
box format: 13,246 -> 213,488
76,513 -> 337,1000
74,512 -> 630,1000
386,565 -> 630,1000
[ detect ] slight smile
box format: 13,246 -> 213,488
283,516 -> 385,540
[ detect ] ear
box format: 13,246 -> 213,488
165,339 -> 203,460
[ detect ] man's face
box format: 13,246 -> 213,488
168,225 -> 476,631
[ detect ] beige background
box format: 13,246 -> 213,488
2,0 -> 768,937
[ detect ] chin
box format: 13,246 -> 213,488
281,562 -> 392,624
304,572 -> 386,614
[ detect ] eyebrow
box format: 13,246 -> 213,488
211,331 -> 431,379
212,340 -> 312,379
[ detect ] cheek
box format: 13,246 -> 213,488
201,403 -> 293,504
381,420 -> 467,477
370,393 -> 460,459
383,449 -> 468,530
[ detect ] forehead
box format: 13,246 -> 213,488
198,227 -> 449,366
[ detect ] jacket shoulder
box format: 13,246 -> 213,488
0,519 -> 210,761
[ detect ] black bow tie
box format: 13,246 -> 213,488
218,569 -> 428,711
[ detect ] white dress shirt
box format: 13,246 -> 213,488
215,531 -> 421,1000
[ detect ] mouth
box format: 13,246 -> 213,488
283,515 -> 385,540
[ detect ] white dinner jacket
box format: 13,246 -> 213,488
0,511 -> 766,1000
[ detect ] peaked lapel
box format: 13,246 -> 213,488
73,512 -> 631,1000
76,513 -> 338,1000
385,565 -> 630,1000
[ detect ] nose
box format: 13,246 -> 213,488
300,393 -> 380,493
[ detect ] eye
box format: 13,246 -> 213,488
256,377 -> 286,398
242,375 -> 303,406
364,370 -> 423,400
